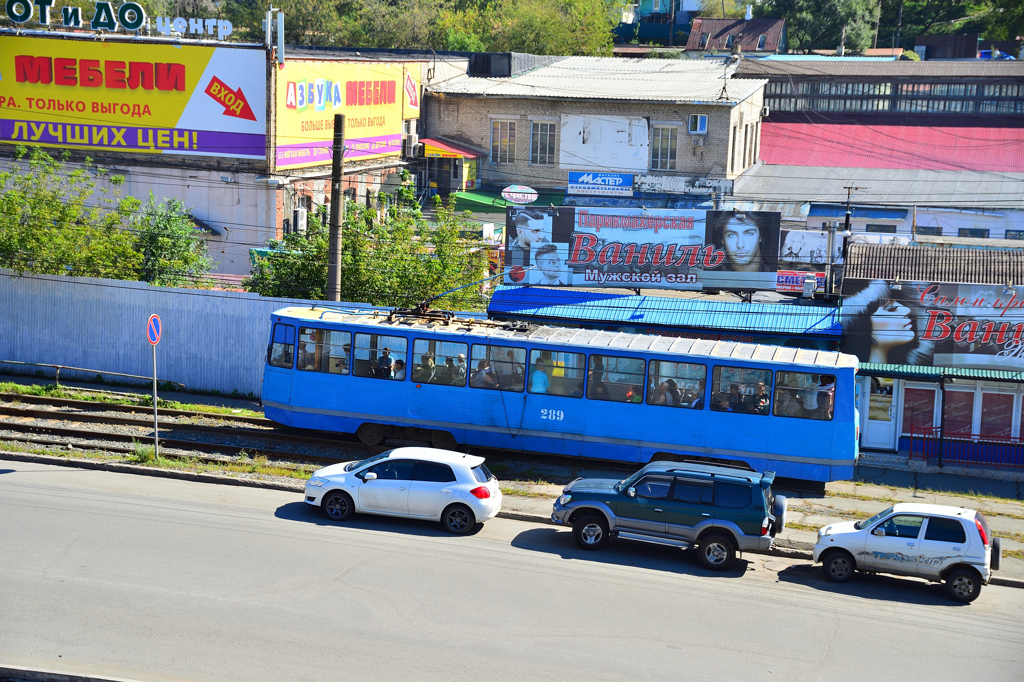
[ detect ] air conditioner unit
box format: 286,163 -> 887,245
762,105 -> 770,117
402,133 -> 420,159
293,207 -> 307,234
692,136 -> 704,147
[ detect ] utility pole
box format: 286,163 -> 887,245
894,0 -> 904,50
833,185 -> 862,297
327,113 -> 345,302
873,0 -> 881,49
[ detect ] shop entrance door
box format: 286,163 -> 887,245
863,377 -> 898,450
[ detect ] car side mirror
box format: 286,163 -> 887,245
627,487 -> 636,498
364,472 -> 377,482
872,527 -> 885,537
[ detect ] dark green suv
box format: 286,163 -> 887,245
550,461 -> 787,570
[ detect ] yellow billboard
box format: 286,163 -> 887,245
0,35 -> 266,159
274,60 -> 421,171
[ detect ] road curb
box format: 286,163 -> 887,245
0,664 -> 143,682
5,450 -> 1023,590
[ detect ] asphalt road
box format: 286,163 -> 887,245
1,462 -> 1022,682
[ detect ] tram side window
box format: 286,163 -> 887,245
297,328 -> 350,375
774,371 -> 835,421
588,354 -> 646,403
268,323 -> 295,368
469,344 -> 526,392
412,339 -> 469,387
648,360 -> 706,409
353,333 -> 408,380
528,350 -> 586,397
710,366 -> 772,415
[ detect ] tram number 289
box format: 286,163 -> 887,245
540,409 -> 565,421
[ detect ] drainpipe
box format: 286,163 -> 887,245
937,377 -> 945,468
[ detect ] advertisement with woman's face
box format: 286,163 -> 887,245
702,211 -> 781,291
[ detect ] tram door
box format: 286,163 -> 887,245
861,376 -> 898,450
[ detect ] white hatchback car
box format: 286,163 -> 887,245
813,502 -> 1001,603
304,447 -> 502,534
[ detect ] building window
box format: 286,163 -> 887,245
650,126 -> 677,171
698,33 -> 709,49
729,125 -> 737,173
1006,230 -> 1024,240
866,224 -> 897,233
530,122 -> 556,165
652,0 -> 660,10
757,34 -> 767,50
725,34 -> 735,48
959,228 -> 990,239
490,120 -> 516,164
915,226 -> 942,236
688,114 -> 707,134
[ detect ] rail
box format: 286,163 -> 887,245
908,426 -> 1024,469
0,360 -> 185,390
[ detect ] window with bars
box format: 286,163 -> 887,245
650,126 -> 677,171
490,120 -> 516,163
530,122 -> 556,165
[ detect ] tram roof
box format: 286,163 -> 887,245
274,307 -> 858,371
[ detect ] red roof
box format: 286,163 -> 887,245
760,121 -> 1024,172
685,18 -> 786,52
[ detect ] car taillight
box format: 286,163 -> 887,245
761,516 -> 770,536
470,486 -> 491,499
975,518 -> 989,547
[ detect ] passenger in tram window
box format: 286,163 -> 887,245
470,359 -> 492,388
414,353 -> 439,383
800,374 -> 820,411
626,385 -> 643,403
530,358 -> 550,393
393,359 -> 406,381
376,347 -> 394,379
570,381 -> 584,398
455,354 -> 468,384
499,350 -> 524,388
728,384 -> 744,411
589,382 -> 610,401
484,371 -> 500,389
752,383 -> 771,415
776,390 -> 806,418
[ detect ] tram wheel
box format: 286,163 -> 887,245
356,422 -> 384,446
430,430 -> 457,450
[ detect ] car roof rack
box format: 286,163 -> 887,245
669,458 -> 756,472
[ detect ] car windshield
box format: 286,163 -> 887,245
471,463 -> 495,483
855,506 -> 893,530
343,450 -> 393,472
615,469 -> 646,492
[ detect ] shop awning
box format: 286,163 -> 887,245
421,138 -> 485,158
858,363 -> 1024,383
451,190 -> 566,213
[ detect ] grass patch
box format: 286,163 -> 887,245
499,486 -> 552,499
785,522 -> 821,534
1004,549 -> 1024,561
995,530 -> 1024,544
0,381 -> 263,418
826,490 -> 901,505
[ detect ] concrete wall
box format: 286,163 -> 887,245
0,270 -> 375,396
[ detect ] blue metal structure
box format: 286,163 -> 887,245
262,307 -> 860,482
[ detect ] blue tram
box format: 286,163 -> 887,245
262,307 -> 860,482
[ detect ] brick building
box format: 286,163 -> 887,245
423,56 -> 767,196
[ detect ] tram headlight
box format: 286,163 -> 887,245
307,477 -> 330,488
557,494 -> 571,506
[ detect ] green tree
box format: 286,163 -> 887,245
133,194 -> 216,287
757,0 -> 876,52
0,147 -> 142,280
697,0 -> 749,18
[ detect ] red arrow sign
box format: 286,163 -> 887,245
205,77 -> 256,121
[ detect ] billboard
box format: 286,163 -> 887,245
567,172 -> 634,196
503,207 -> 782,291
842,279 -> 1024,370
274,60 -> 420,171
0,35 -> 266,159
559,115 -> 649,172
776,228 -> 844,293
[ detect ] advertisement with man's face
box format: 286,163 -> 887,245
503,207 -> 781,290
842,278 -> 1024,370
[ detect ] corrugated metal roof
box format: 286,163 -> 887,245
859,363 -> 1024,383
276,306 -> 854,369
735,59 -> 1024,78
487,286 -> 842,337
845,243 -> 1024,284
427,57 -> 766,105
808,205 -> 908,220
760,121 -> 1024,172
761,55 -> 898,61
732,164 -> 1024,210
685,19 -> 786,52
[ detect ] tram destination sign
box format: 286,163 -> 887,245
842,278 -> 1024,371
503,206 -> 783,291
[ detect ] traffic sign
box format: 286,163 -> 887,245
147,314 -> 162,345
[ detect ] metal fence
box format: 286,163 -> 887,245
0,270 -> 378,396
908,426 -> 1024,469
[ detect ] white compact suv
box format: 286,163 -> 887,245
813,503 -> 1001,603
304,447 -> 502,534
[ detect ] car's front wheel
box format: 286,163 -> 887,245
572,514 -> 609,550
696,533 -> 736,570
821,549 -> 856,583
442,504 -> 476,535
322,491 -> 354,521
945,568 -> 982,603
